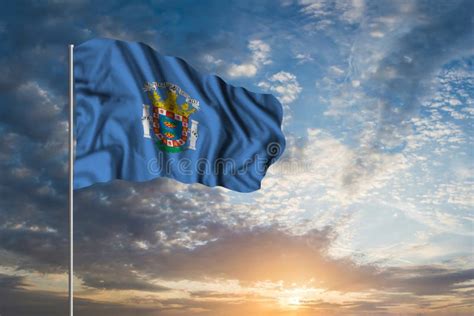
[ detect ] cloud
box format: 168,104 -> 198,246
386,266 -> 474,296
367,0 -> 474,149
308,0 -> 474,194
0,273 -> 26,288
0,282 -> 168,316
227,40 -> 271,78
299,0 -> 366,30
294,52 -> 314,64
258,71 -> 302,104
3,223 -> 473,315
202,54 -> 223,66
261,129 -> 410,209
142,226 -> 383,290
0,81 -> 65,141
248,40 -> 272,66
227,63 -> 258,77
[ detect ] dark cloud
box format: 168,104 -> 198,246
2,166 -> 473,310
0,288 -> 67,316
0,273 -> 25,288
131,226 -> 384,290
63,197 -> 474,297
0,285 -> 167,316
80,267 -> 169,291
386,266 -> 474,295
1,284 -> 473,316
0,228 -> 67,272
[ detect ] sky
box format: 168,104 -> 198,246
0,0 -> 473,315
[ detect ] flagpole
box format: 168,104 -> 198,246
68,44 -> 74,316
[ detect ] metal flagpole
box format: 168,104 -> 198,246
68,44 -> 74,316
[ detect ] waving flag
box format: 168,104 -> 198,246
73,38 -> 285,192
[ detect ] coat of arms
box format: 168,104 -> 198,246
142,82 -> 199,153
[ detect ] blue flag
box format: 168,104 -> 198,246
73,38 -> 285,192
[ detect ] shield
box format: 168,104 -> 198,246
151,106 -> 188,152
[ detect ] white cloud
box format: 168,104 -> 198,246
257,71 -> 302,105
227,39 -> 271,78
259,128 -> 410,218
370,31 -> 385,38
295,52 -> 314,64
227,63 -> 257,77
248,39 -> 271,66
329,65 -> 345,76
339,0 -> 365,24
202,54 -> 223,66
299,0 -> 366,30
448,98 -> 461,106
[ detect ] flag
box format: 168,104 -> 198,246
73,38 -> 285,192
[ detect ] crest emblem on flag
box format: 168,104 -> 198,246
142,82 -> 200,153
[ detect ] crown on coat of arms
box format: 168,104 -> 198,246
147,89 -> 196,118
